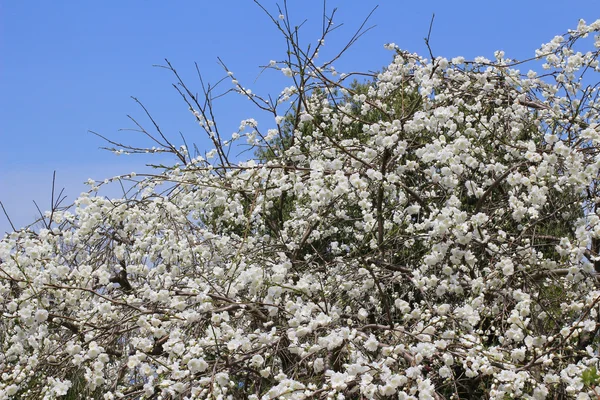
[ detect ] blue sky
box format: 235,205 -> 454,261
1,0 -> 599,234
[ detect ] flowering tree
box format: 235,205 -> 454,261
2,3 -> 600,398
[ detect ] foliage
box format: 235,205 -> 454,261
2,4 -> 600,399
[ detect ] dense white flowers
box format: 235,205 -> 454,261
2,11 -> 600,400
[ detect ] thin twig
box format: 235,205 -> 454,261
0,201 -> 16,232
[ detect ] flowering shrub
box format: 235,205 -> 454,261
2,5 -> 600,399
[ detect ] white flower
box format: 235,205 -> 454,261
300,113 -> 313,122
87,342 -> 103,359
188,358 -> 208,373
379,384 -> 396,396
364,334 -> 379,352
127,355 -> 140,369
439,366 -> 452,378
511,347 -> 526,362
329,371 -> 348,390
251,354 -> 264,367
498,258 -> 515,276
313,358 -> 324,373
34,309 -> 49,322
6,385 -> 19,395
51,379 -> 72,396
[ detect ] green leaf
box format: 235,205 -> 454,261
582,366 -> 600,386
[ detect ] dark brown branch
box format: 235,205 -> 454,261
109,269 -> 133,292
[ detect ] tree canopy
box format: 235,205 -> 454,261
2,5 -> 600,400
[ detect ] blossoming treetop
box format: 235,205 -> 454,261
2,4 -> 600,399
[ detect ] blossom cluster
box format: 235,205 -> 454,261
2,13 -> 600,400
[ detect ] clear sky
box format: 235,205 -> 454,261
1,0 -> 599,234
